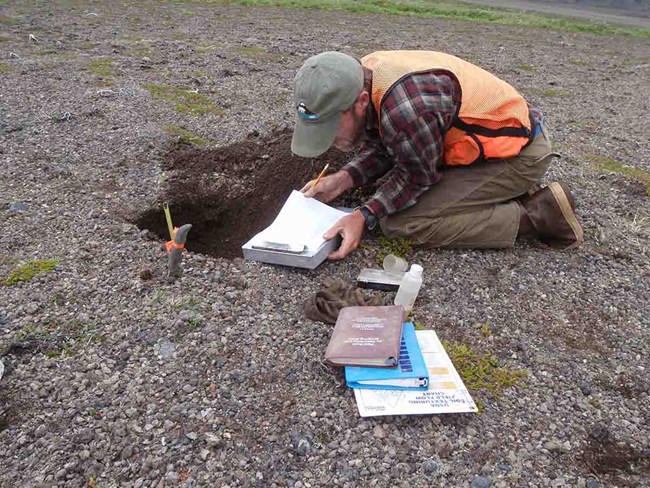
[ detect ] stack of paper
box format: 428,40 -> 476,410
352,330 -> 478,417
242,190 -> 348,269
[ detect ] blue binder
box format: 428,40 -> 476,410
345,323 -> 429,391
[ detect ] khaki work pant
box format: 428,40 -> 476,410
380,126 -> 557,248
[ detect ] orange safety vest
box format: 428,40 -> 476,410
362,51 -> 532,166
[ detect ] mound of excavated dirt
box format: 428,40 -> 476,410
135,131 -> 350,258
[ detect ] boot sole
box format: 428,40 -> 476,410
548,182 -> 584,249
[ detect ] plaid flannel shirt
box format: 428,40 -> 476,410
343,71 -> 542,219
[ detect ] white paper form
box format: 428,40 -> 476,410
250,190 -> 347,253
353,330 -> 478,417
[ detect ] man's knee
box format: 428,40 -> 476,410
380,214 -> 444,246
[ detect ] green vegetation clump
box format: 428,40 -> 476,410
0,62 -> 12,73
89,57 -> 117,77
236,45 -> 268,58
144,83 -> 222,116
375,235 -> 412,265
213,0 -> 650,38
518,64 -> 537,72
15,319 -> 104,358
443,341 -> 526,398
0,34 -> 11,43
587,154 -> 650,195
541,88 -> 570,97
3,260 -> 59,286
165,125 -> 209,145
0,15 -> 17,25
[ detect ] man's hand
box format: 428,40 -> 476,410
301,170 -> 354,203
324,210 -> 365,260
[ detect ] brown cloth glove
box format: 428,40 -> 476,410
304,277 -> 385,324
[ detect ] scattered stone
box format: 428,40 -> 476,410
585,481 -> 600,488
422,459 -> 440,474
205,433 -> 221,448
472,476 -> 491,488
8,202 -> 28,212
580,383 -> 592,396
373,425 -> 386,439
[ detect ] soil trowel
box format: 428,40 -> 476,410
163,203 -> 192,282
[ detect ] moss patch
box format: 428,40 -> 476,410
587,154 -> 650,195
11,319 -> 105,358
144,83 -> 223,116
3,260 -> 59,286
0,15 -> 17,25
443,341 -> 526,399
89,57 -> 118,77
213,0 -> 650,38
0,62 -> 13,74
375,236 -> 412,265
0,34 -> 11,43
518,64 -> 537,72
164,125 -> 211,146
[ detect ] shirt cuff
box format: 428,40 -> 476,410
342,165 -> 365,188
364,199 -> 387,220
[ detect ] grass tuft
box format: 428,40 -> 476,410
3,260 -> 59,286
443,341 -> 526,399
0,15 -> 17,25
144,83 -> 223,116
587,154 -> 650,195
164,125 -> 210,145
210,0 -> 650,38
14,319 -> 105,358
89,57 -> 118,77
0,62 -> 13,73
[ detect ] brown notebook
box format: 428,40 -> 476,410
324,305 -> 405,367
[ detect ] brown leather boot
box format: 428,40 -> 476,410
520,182 -> 584,249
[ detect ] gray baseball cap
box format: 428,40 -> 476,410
291,52 -> 364,158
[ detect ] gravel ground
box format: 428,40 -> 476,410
1,1 -> 649,487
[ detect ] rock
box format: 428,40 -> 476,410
589,424 -> 610,443
422,459 -> 440,474
373,425 -> 386,439
205,432 -> 221,448
544,441 -> 563,452
8,202 -> 28,212
579,383 -> 592,396
186,432 -> 198,441
471,476 -> 491,488
182,384 -> 195,393
121,445 -> 134,459
156,339 -> 176,359
585,481 -> 600,488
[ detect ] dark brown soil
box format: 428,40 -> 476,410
134,131 -> 350,258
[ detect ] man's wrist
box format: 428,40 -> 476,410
356,206 -> 378,230
337,169 -> 355,191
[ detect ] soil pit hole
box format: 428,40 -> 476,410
134,130 -> 350,259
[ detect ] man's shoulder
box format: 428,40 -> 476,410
379,71 -> 460,136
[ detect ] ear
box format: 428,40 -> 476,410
355,90 -> 370,114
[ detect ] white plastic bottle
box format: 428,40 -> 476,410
394,264 -> 423,312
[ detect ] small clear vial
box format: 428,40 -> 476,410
394,264 -> 423,312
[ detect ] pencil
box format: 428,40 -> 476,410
312,163 -> 330,190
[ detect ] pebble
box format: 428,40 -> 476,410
422,459 -> 440,474
8,202 -> 28,212
471,476 -> 491,488
579,383 -> 592,396
373,425 -> 386,439
585,481 -> 600,488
